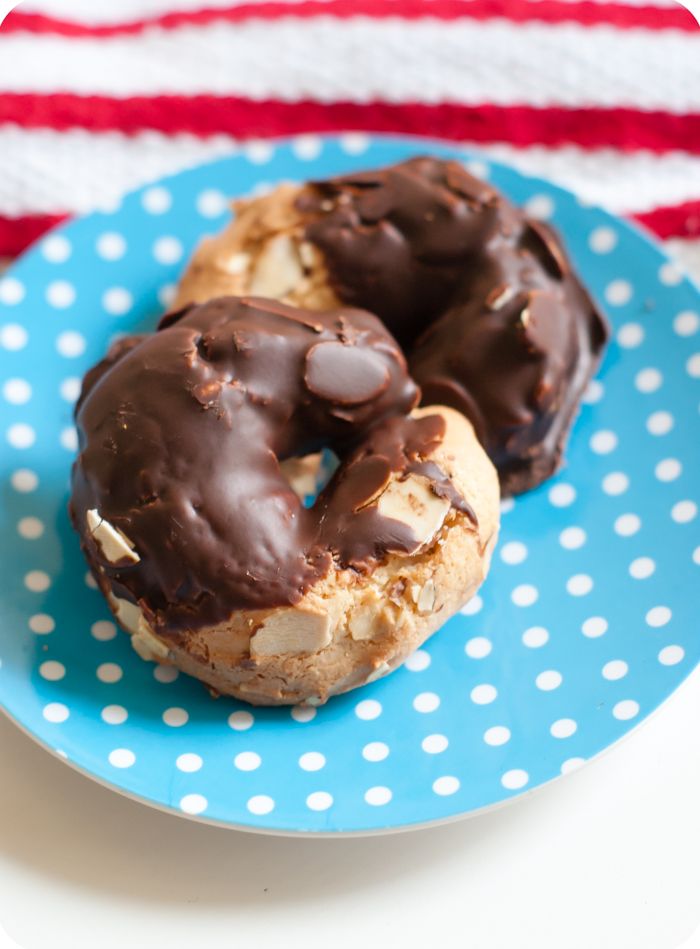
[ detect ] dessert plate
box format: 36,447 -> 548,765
1,135 -> 699,835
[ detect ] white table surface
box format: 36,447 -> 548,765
0,665 -> 698,949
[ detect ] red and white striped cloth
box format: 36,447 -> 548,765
1,0 -> 699,277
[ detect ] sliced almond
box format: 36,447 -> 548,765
417,580 -> 436,614
298,241 -> 318,270
130,614 -> 171,662
249,234 -> 303,298
250,608 -> 331,657
349,608 -> 375,642
279,453 -> 322,500
109,594 -> 142,635
376,476 -> 451,549
365,661 -> 391,684
86,509 -> 140,564
223,250 -> 251,276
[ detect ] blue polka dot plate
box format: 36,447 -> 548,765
1,135 -> 699,835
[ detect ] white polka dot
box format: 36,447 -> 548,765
549,483 -> 576,507
176,753 -> 202,772
245,141 -> 274,164
340,133 -> 370,155
635,368 -> 662,393
413,692 -> 440,713
582,616 -> 608,638
297,751 -> 324,772
694,547 -> 700,565
602,659 -> 628,680
153,664 -> 179,683
616,322 -> 643,348
364,785 -> 392,806
550,718 -> 577,738
162,706 -> 188,726
247,794 -> 275,815
613,700 -> 639,721
102,287 -> 133,316
290,705 -> 316,723
101,704 -> 128,725
615,513 -> 641,536
588,226 -> 617,253
433,775 -> 460,796
659,261 -> 683,286
306,791 -> 333,811
7,423 -> 36,449
671,500 -> 697,523
404,649 -> 431,671
41,234 -> 71,263
362,741 -> 389,762
18,517 -> 44,539
647,411 -> 674,436
227,710 -> 255,731
500,541 -> 528,564
501,769 -> 529,790
97,662 -> 123,684
196,189 -> 228,218
153,236 -> 183,266
522,626 -> 549,648
567,574 -> 593,596
3,378 -> 31,404
234,751 -> 262,771
0,323 -> 28,350
511,584 -> 538,607
109,748 -> 136,768
524,194 -> 554,220
0,277 -> 25,305
465,636 -> 492,659
536,669 -> 562,691
84,571 -> 98,589
39,660 -> 65,681
96,232 -> 127,260
355,699 -> 382,720
91,620 -> 116,641
141,186 -> 172,214
581,379 -> 604,404
60,426 -> 78,451
471,684 -> 497,705
46,280 -> 76,309
500,497 -> 515,514
250,181 -> 273,198
559,526 -> 586,549
56,330 -> 86,358
24,570 -> 50,592
605,280 -> 633,306
43,702 -> 69,723
484,726 -> 511,746
686,352 -> 700,378
465,159 -> 490,179
646,605 -> 671,627
422,733 -> 448,754
59,377 -> 81,402
655,458 -> 681,482
158,284 -> 176,308
561,757 -> 586,774
180,793 -> 208,815
629,556 -> 655,579
590,430 -> 618,454
11,468 -> 37,492
292,135 -> 322,160
29,613 -> 54,634
460,594 -> 483,615
674,310 -> 699,337
658,645 -> 684,666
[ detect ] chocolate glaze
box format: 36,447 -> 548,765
71,297 -> 471,635
298,156 -> 609,494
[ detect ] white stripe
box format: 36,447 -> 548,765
0,20 -> 698,110
0,127 -> 698,216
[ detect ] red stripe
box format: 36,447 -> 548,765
0,213 -> 68,258
1,204 -> 697,260
3,0 -> 697,35
0,94 -> 698,155
633,200 -> 700,239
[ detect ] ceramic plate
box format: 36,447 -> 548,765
1,135 -> 699,834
